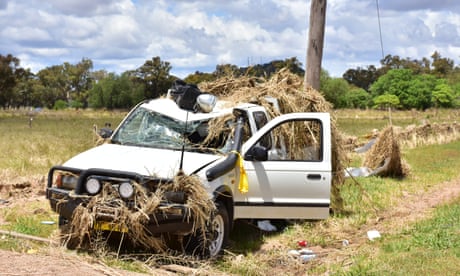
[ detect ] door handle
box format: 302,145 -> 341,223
307,174 -> 322,180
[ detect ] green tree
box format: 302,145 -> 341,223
215,64 -> 240,78
342,65 -> 380,91
0,54 -> 25,108
12,68 -> 36,108
373,93 -> 400,124
373,94 -> 400,109
431,82 -> 454,108
133,57 -> 173,99
342,87 -> 371,108
184,71 -> 216,84
88,72 -> 144,109
63,58 -> 93,107
431,51 -> 454,78
320,72 -> 350,108
36,65 -> 67,108
370,69 -> 436,110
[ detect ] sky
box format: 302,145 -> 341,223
1,0 -> 460,78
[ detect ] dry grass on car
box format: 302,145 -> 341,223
63,174 -> 215,253
200,69 -> 347,212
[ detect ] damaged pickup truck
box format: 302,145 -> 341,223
46,82 -> 332,257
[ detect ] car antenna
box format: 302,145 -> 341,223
178,110 -> 189,175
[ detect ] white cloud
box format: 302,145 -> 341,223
1,0 -> 459,78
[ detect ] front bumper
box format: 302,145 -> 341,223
46,166 -> 194,235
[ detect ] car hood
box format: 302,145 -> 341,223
63,143 -> 222,179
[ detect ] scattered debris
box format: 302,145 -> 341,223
288,248 -> 317,262
257,220 -> 277,232
367,230 -> 381,241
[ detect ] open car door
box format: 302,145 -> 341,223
234,113 -> 331,220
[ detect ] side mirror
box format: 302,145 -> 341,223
244,145 -> 268,161
196,93 -> 217,113
98,128 -> 113,139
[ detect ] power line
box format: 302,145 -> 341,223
376,0 -> 385,59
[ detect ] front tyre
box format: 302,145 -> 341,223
207,202 -> 229,257
185,202 -> 229,258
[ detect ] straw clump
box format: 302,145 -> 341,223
363,125 -> 409,178
64,174 -> 215,252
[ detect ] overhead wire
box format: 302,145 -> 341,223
376,0 -> 385,59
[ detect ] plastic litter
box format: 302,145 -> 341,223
257,220 -> 277,231
367,230 -> 381,241
297,240 -> 307,247
288,248 -> 316,262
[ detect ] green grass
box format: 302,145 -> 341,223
1,201 -> 57,238
338,198 -> 460,275
0,108 -> 459,275
0,109 -> 124,176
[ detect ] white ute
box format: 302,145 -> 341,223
46,86 -> 331,257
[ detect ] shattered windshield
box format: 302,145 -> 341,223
111,106 -> 231,153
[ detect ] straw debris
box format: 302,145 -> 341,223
63,174 -> 215,253
363,125 -> 409,178
200,68 -> 347,212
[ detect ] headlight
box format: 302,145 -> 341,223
56,174 -> 78,189
85,178 -> 101,195
61,175 -> 78,189
118,182 -> 134,199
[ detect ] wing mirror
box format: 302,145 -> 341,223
244,145 -> 268,161
196,93 -> 217,113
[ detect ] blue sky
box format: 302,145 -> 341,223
1,0 -> 459,78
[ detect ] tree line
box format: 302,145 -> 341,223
1,52 -> 459,110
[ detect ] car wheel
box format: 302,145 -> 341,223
185,202 -> 229,258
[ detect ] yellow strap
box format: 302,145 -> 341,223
231,151 -> 248,194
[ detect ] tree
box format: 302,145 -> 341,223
134,57 -> 173,99
342,65 -> 380,91
0,54 -> 24,108
431,82 -> 454,108
320,70 -> 350,108
370,69 -> 436,110
373,93 -> 400,125
215,64 -> 240,77
88,72 -> 144,109
342,87 -> 371,109
63,58 -> 93,107
431,51 -> 454,78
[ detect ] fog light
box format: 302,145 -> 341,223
85,178 -> 101,195
119,182 -> 134,199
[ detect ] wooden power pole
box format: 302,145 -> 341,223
305,0 -> 327,91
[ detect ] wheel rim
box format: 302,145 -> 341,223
208,213 -> 224,257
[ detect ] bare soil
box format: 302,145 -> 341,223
0,175 -> 459,275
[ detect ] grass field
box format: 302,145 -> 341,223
0,107 -> 459,275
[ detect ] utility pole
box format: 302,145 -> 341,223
305,0 -> 327,91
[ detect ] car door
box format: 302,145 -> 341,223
233,113 -> 331,220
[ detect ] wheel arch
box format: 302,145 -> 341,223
213,185 -> 234,229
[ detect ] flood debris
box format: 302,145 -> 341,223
63,174 -> 215,252
200,69 -> 348,212
363,125 -> 409,178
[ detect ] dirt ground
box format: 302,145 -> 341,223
0,175 -> 459,275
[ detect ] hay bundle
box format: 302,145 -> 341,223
363,125 -> 408,177
200,68 -> 347,212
